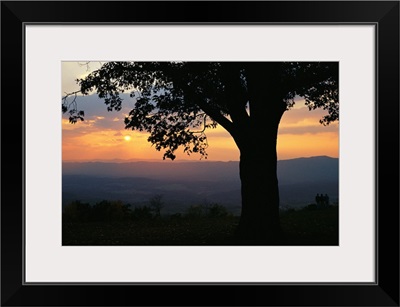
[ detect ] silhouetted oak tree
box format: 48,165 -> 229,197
63,62 -> 338,244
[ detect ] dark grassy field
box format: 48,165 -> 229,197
62,205 -> 338,246
280,205 -> 339,245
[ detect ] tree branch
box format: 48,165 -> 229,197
220,63 -> 250,127
62,90 -> 81,113
195,100 -> 234,134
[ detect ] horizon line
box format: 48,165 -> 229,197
62,155 -> 338,163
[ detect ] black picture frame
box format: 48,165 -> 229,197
1,1 -> 399,306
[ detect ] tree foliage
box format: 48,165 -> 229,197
62,62 -> 338,160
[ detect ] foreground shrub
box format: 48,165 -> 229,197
185,203 -> 231,219
131,205 -> 153,221
207,203 -> 230,218
92,200 -> 130,222
185,205 -> 206,218
63,201 -> 91,222
63,200 -> 130,222
304,204 -> 318,211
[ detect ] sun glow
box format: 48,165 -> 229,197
124,135 -> 131,141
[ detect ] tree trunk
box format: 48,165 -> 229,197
234,127 -> 284,244
233,62 -> 287,244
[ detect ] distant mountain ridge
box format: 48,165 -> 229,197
63,156 -> 338,181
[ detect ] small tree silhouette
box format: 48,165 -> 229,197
149,194 -> 164,217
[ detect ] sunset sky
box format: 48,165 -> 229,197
62,62 -> 339,162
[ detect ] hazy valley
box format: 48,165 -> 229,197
62,156 -> 338,214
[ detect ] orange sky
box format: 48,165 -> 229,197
62,62 -> 338,162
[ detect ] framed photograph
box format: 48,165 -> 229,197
2,1 -> 399,306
